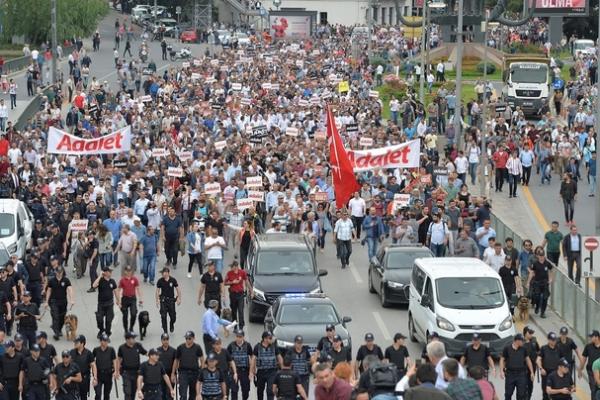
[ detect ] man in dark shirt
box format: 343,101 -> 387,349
14,291 -> 39,348
460,333 -> 494,374
92,333 -> 118,400
526,249 -> 554,318
500,334 -> 535,400
284,335 -> 311,394
546,358 -> 574,400
155,267 -> 180,334
328,335 -> 351,370
272,356 -> 307,400
384,333 -> 411,377
70,335 -> 95,400
315,324 -> 336,361
50,351 -> 82,400
22,344 -> 51,400
538,332 -> 562,400
1,340 -> 24,400
92,267 -> 119,338
44,267 -> 73,340
161,207 -> 183,268
198,261 -> 224,311
173,330 -> 204,400
37,332 -> 57,366
156,333 -> 176,400
579,330 -> 600,399
227,329 -> 253,400
211,337 -> 236,397
355,333 -> 383,375
136,348 -> 175,400
118,331 -> 147,400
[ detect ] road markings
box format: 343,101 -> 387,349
348,261 -> 363,284
372,311 -> 392,341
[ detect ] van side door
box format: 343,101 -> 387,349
421,277 -> 436,335
410,265 -> 427,340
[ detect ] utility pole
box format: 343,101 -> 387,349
480,10 -> 489,196
596,13 -> 600,236
367,0 -> 373,60
419,2 -> 427,104
454,0 -> 464,150
51,0 -> 57,85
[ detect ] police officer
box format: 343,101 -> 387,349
172,330 -> 204,400
284,335 -> 311,394
92,267 -> 118,338
14,334 -> 30,357
211,337 -> 236,397
197,353 -> 226,400
36,332 -> 57,367
136,349 -> 175,400
44,267 -> 74,341
526,249 -> 553,318
70,335 -> 94,400
50,351 -> 82,400
24,254 -> 44,307
91,333 -> 117,400
523,326 -> 540,400
579,330 -> 600,399
272,355 -> 308,400
315,324 -> 336,361
556,327 -> 583,374
355,333 -> 384,375
546,358 -> 575,400
227,329 -> 253,400
0,266 -> 18,336
500,334 -> 535,400
538,332 -> 562,400
155,268 -> 181,334
460,333 -> 495,376
253,331 -> 278,400
118,331 -> 147,400
0,340 -> 24,400
14,291 -> 40,348
327,335 -> 351,370
22,344 -> 51,400
156,333 -> 176,400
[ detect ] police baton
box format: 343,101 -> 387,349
536,368 -> 540,383
571,362 -> 576,386
174,372 -> 179,400
113,377 -> 119,399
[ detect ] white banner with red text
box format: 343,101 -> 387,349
47,126 -> 132,155
347,140 -> 420,172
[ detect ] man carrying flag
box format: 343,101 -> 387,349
327,106 -> 360,269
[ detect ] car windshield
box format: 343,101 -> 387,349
436,277 -> 505,309
574,41 -> 594,50
256,251 -> 314,275
279,303 -> 339,324
387,250 -> 432,269
0,214 -> 14,238
510,65 -> 548,84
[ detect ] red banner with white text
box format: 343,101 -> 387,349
47,126 -> 132,155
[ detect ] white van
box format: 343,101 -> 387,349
408,257 -> 515,357
0,199 -> 33,258
572,39 -> 596,60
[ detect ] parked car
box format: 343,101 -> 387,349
180,30 -> 199,43
0,199 -> 34,258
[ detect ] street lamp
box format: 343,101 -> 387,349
454,0 -> 464,151
418,0 -> 446,104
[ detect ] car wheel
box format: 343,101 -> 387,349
368,268 -> 376,293
380,284 -> 390,308
408,314 -> 418,343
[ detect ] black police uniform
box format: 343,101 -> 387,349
156,276 -> 178,333
329,346 -> 351,369
118,342 -> 147,400
524,338 -> 540,400
285,346 -> 310,394
273,368 -> 302,400
24,261 -> 43,307
0,290 -> 8,333
157,345 -> 176,400
462,343 -> 491,371
139,361 -> 166,400
582,342 -> 600,399
70,347 -> 94,400
0,275 -> 17,335
39,344 -> 57,367
539,344 -> 562,400
92,345 -> 116,400
384,344 -> 410,377
546,370 -> 574,400
213,347 -> 235,396
22,355 -> 51,400
96,278 -> 117,337
46,275 -> 71,338
175,342 -> 203,400
0,351 -> 24,400
356,345 -> 384,373
502,344 -> 530,400
253,342 -> 278,400
52,362 -> 81,400
529,259 -> 552,315
15,302 -> 39,348
227,340 -> 252,400
200,271 -> 223,310
198,367 -> 224,400
316,336 -> 334,358
557,337 -> 577,368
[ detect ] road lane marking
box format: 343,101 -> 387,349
348,261 -> 363,284
372,311 -> 392,341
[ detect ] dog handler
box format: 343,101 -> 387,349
44,267 -> 74,341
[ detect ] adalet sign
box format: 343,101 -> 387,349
347,140 -> 421,172
48,126 -> 132,155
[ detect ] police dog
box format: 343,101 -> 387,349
516,296 -> 530,323
64,314 -> 78,341
138,311 -> 150,340
221,307 -> 233,337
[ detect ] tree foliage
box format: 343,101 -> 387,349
1,0 -> 108,44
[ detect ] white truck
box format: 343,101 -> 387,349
572,39 -> 596,60
502,56 -> 550,117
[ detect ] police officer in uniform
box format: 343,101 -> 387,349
156,333 -> 176,400
523,326 -> 540,400
50,351 -> 82,400
546,358 -> 575,400
92,267 -> 118,338
0,266 -> 18,336
118,331 -> 147,400
315,324 -> 336,361
327,335 -> 351,370
44,267 -> 73,341
526,249 -> 553,318
70,335 -> 94,400
14,334 -> 30,357
284,335 -> 311,395
272,356 -> 308,400
556,327 -> 583,375
211,337 -> 237,395
227,329 -> 253,400
155,268 -> 181,334
500,334 -> 535,400
136,349 -> 175,400
22,344 -> 51,400
24,254 -> 44,307
91,333 -> 117,400
538,332 -> 562,400
172,330 -> 204,400
460,333 -> 495,376
14,291 -> 40,348
197,353 -> 226,400
0,340 -> 24,400
37,332 -> 57,367
253,331 -> 278,400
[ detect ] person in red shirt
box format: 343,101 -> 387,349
224,261 -> 252,329
0,134 -> 9,157
118,266 -> 142,332
492,146 -> 510,192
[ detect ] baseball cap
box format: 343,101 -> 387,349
206,353 -> 217,361
514,334 -> 525,341
560,327 -> 569,335
325,324 -> 335,331
35,220 -> 42,224
558,358 -> 570,368
472,333 -> 481,340
394,333 -> 407,341
160,333 -> 170,340
294,335 -> 303,343
14,333 -> 23,341
333,334 -> 342,342
523,326 -> 535,335
100,333 -> 110,342
30,344 -> 40,352
212,337 -> 222,344
262,331 -> 273,339
208,299 -> 219,309
74,335 -> 86,343
61,350 -> 71,358
589,330 -> 600,338
184,331 -> 195,339
36,331 -> 47,339
547,332 -> 558,341
234,329 -> 245,337
365,333 -> 374,341
125,331 -> 137,339
22,291 -> 31,297
148,348 -> 159,356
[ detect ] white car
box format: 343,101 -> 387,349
572,39 -> 596,60
0,199 -> 33,258
235,32 -> 251,46
153,18 -> 179,36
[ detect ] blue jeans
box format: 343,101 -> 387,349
541,161 -> 551,184
142,255 -> 157,282
210,258 -> 224,274
590,175 -> 597,195
430,243 -> 446,257
99,252 -> 113,269
469,162 -> 478,185
391,111 -> 398,125
366,237 -> 379,260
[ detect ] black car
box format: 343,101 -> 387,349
247,234 -> 328,322
368,244 -> 433,306
264,294 -> 352,353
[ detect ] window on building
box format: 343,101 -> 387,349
319,12 -> 328,24
381,7 -> 386,25
373,6 -> 378,22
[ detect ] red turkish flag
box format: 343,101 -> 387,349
327,106 -> 360,209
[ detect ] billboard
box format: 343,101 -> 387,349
532,0 -> 588,16
269,15 -> 311,40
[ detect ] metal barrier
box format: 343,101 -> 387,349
2,45 -> 75,76
14,85 -> 56,131
489,212 -> 598,342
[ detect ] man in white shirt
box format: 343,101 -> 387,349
334,210 -> 355,269
426,213 -> 450,257
436,61 -> 445,82
454,151 -> 469,184
204,226 -> 226,274
0,99 -> 7,132
484,242 -> 506,272
427,341 -> 466,390
347,192 -> 366,240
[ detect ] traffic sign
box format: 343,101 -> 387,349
584,237 -> 599,252
175,6 -> 182,14
583,236 -> 600,277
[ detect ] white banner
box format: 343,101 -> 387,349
237,198 -> 254,211
246,176 -> 263,188
248,190 -> 264,202
204,183 -> 221,195
69,219 -> 89,232
347,140 -> 421,172
47,126 -> 131,155
167,167 -> 184,177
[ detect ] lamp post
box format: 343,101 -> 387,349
51,0 -> 57,85
418,0 -> 446,104
454,0 -> 464,150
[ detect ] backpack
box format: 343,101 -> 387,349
368,364 -> 399,390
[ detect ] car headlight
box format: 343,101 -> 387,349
386,281 -> 404,289
253,288 -> 266,301
436,316 -> 455,332
277,340 -> 294,348
310,287 -> 321,294
499,315 -> 513,331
